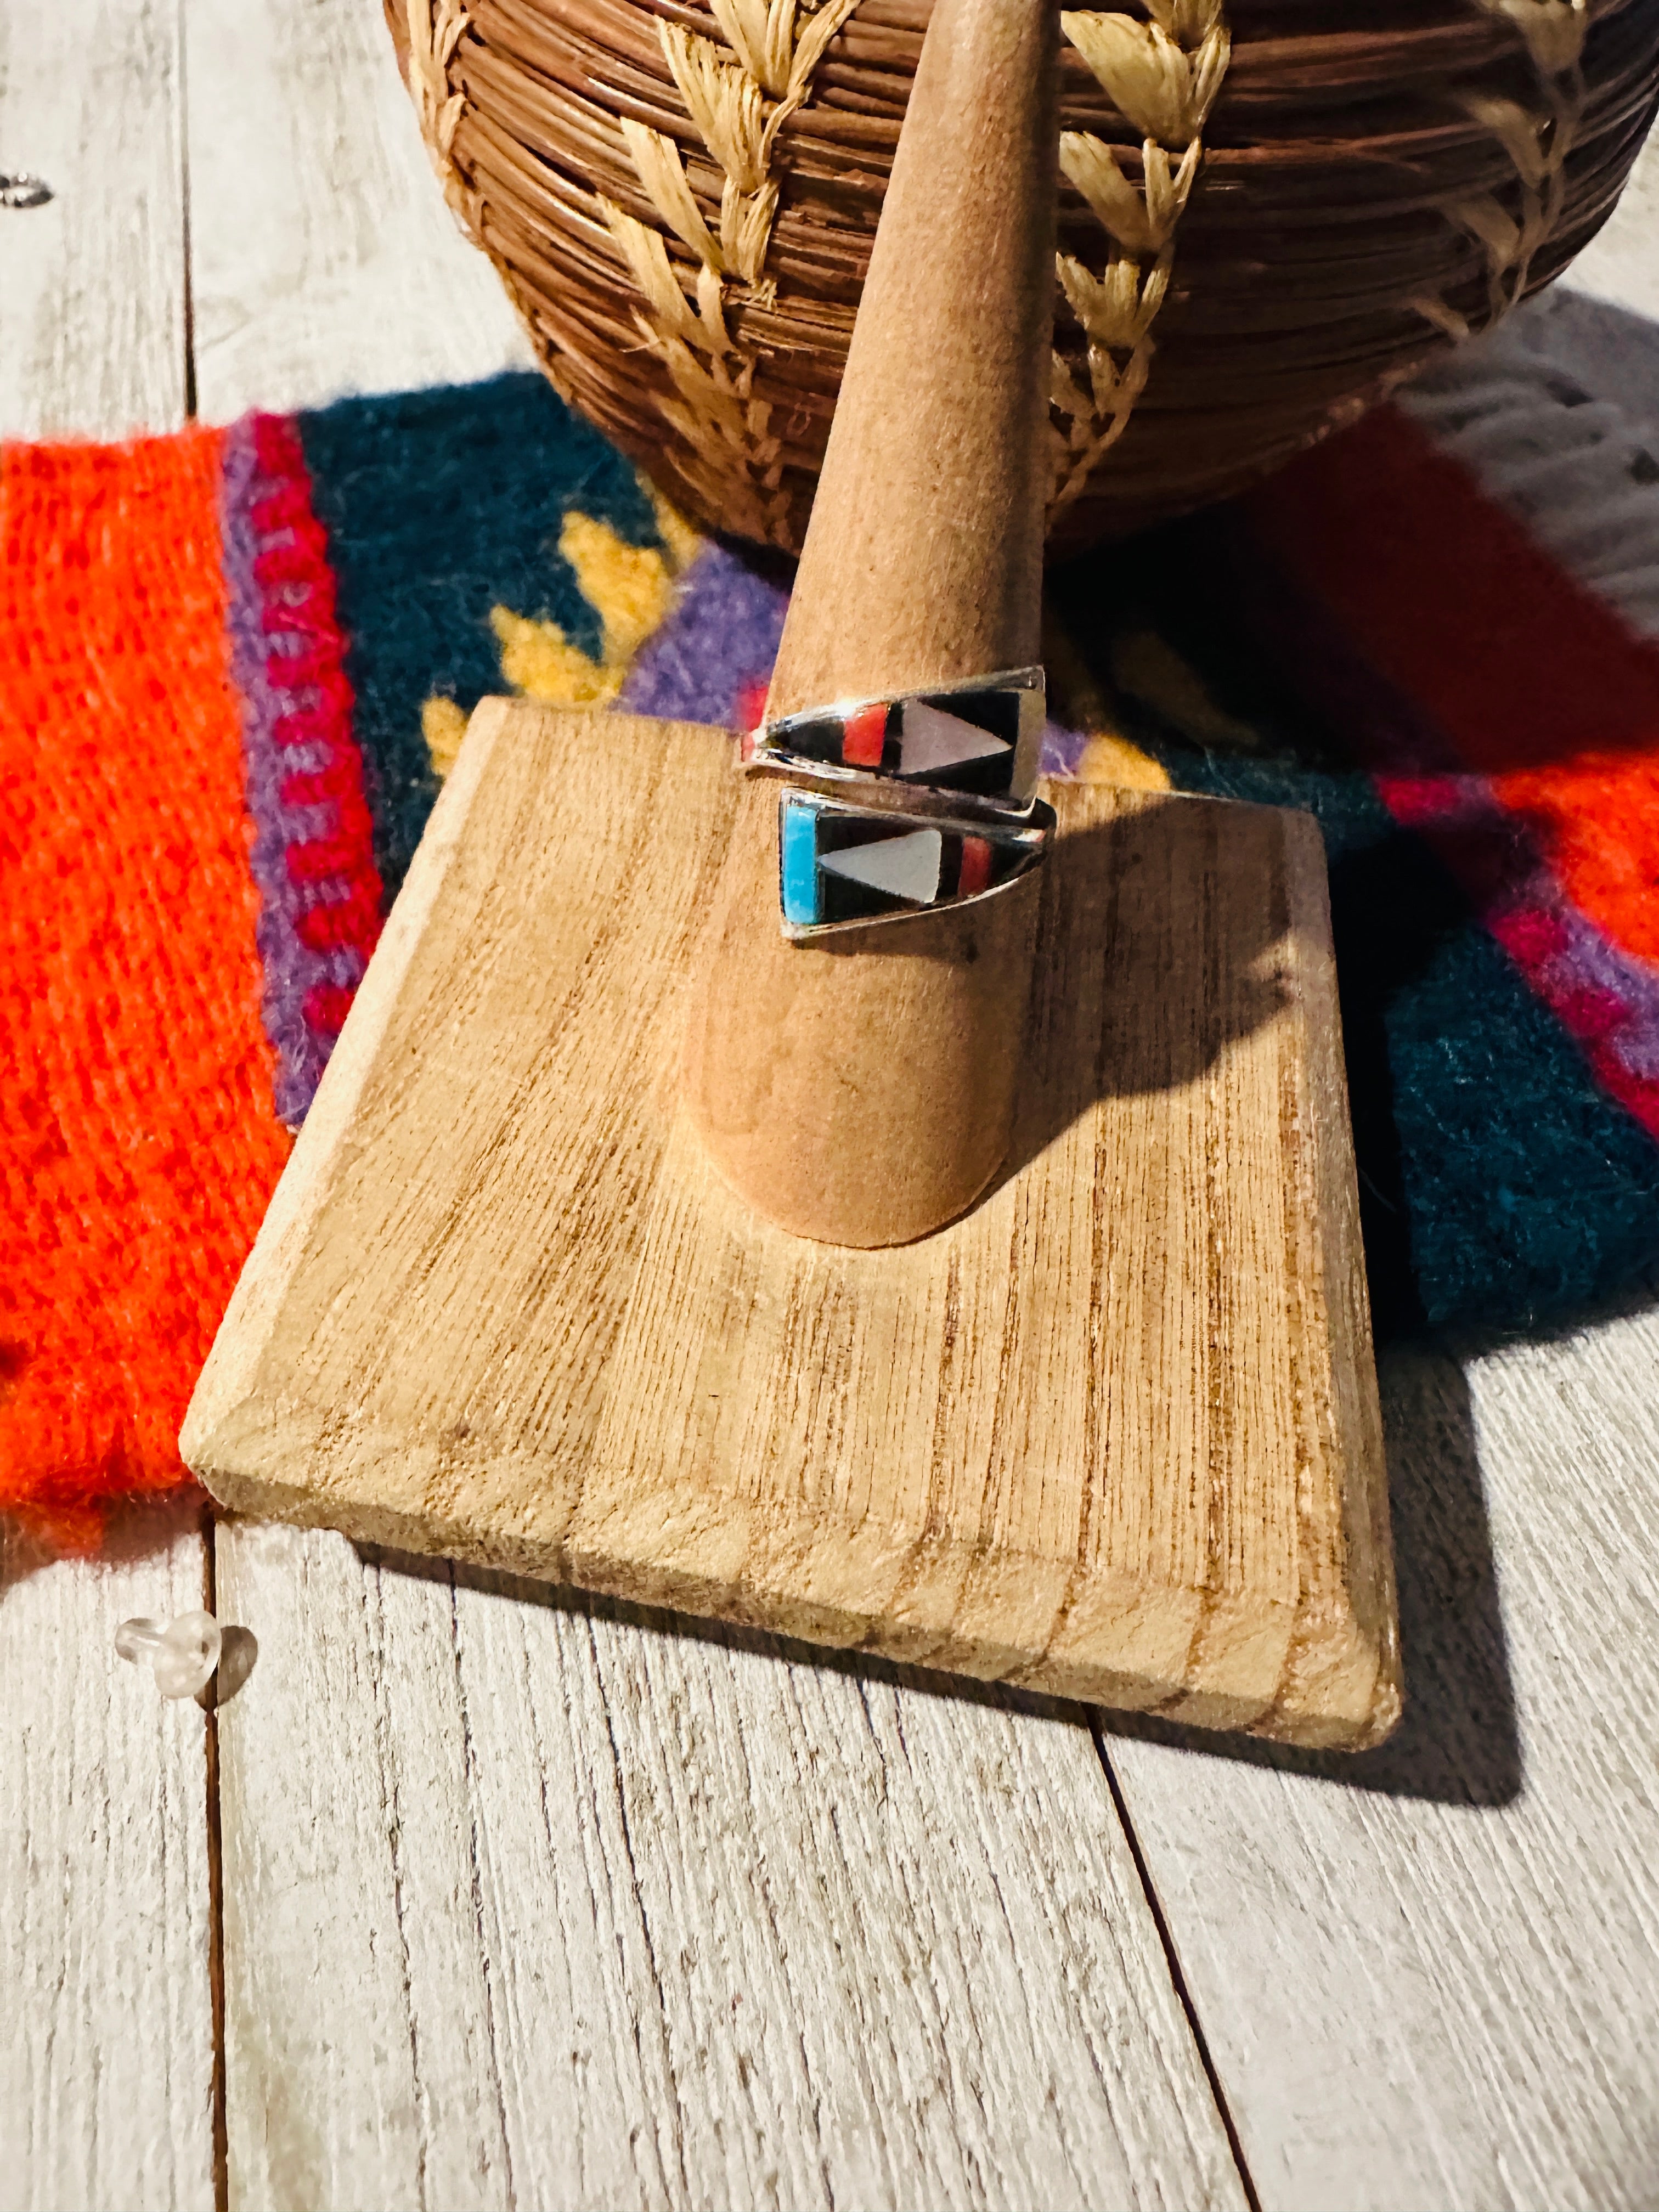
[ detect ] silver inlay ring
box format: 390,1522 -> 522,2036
748,664 -> 1045,815
776,788 -> 1054,941
752,665 -> 1051,939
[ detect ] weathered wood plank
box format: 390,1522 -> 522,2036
1,1502 -> 217,2212
1108,1323 -> 1659,2211
0,0 -> 186,439
1,8 -> 213,2209
185,0 -> 532,419
216,1516 -> 1248,2212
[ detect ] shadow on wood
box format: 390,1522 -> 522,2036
0,1492 -> 208,1596
204,1622 -> 260,1709
1098,1346 -> 1523,1805
1001,792 -> 1294,1183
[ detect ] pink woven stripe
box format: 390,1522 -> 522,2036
221,413 -> 384,1122
1375,770 -> 1659,1139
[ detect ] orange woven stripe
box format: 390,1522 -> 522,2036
0,429 -> 290,1544
1249,407 -> 1659,968
1488,758 -> 1659,969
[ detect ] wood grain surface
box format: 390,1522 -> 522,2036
185,699 -> 1396,1745
1111,1317 -> 1659,2210
0,0 -> 185,438
1,11 -> 214,2210
1,1503 -> 217,2212
215,1516 -> 1246,2212
681,0 -> 1058,1245
184,0 -> 534,415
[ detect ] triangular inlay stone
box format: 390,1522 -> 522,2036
899,701 -> 1011,779
818,827 -> 943,905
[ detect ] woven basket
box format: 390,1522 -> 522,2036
391,0 -> 1659,553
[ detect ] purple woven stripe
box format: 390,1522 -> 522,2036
619,543 -> 787,725
1562,913 -> 1659,1081
1039,720 -> 1088,775
220,416 -> 369,1127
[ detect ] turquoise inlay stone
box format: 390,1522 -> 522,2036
780,797 -> 822,926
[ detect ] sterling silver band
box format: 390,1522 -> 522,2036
775,789 -> 1053,941
754,665 -> 1051,939
748,665 -> 1045,815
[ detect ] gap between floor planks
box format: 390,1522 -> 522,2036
1,5 -> 215,2209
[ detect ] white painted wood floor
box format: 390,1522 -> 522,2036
3,5 -> 1657,2207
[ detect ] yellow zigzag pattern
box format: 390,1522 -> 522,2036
421,489 -> 702,777
419,493 -> 1181,795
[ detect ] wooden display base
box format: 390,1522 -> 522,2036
183,701 -> 1401,1750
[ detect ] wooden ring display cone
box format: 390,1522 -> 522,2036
681,0 -> 1057,1246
